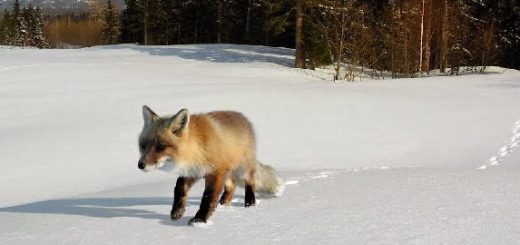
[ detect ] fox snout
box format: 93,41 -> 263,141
138,154 -> 148,171
137,155 -> 156,171
138,161 -> 145,170
138,154 -> 173,172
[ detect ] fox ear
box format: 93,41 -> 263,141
169,109 -> 190,136
142,105 -> 159,125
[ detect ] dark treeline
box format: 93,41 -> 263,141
120,0 -> 296,48
0,0 -> 519,79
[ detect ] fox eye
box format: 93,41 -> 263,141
140,143 -> 146,150
156,144 -> 167,152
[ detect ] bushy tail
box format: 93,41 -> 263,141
254,160 -> 284,197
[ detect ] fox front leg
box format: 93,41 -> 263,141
188,173 -> 225,225
171,177 -> 198,221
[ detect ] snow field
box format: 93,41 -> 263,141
1,44 -> 520,244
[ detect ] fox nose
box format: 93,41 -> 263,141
138,161 -> 145,170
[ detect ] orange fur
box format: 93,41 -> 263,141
139,110 -> 256,175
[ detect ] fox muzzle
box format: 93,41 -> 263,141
138,161 -> 145,170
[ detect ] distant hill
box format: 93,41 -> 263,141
0,0 -> 124,13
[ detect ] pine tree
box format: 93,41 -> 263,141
121,0 -> 182,45
134,0 -> 159,45
163,0 -> 176,44
121,0 -> 142,43
261,0 -> 291,46
149,0 -> 168,44
491,0 -> 520,69
135,0 -> 168,45
0,10 -> 8,44
139,0 -> 149,44
22,4 -> 35,47
234,0 -> 269,44
101,0 -> 120,44
10,0 -> 25,46
33,7 -> 47,48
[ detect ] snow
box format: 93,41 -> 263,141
1,44 -> 520,244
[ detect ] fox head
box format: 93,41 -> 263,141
137,105 -> 190,172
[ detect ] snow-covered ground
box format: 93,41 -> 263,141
1,44 -> 519,244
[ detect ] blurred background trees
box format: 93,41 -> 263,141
0,0 -> 518,77
0,0 -> 47,48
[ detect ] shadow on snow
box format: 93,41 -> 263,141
0,196 -> 244,226
94,44 -> 295,66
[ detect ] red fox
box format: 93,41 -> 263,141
137,106 -> 283,225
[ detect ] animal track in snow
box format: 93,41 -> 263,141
191,220 -> 214,228
0,64 -> 41,73
284,180 -> 300,185
351,166 -> 390,172
478,119 -> 520,169
310,171 -> 333,179
306,167 -> 391,180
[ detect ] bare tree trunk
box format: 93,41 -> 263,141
177,22 -> 181,44
194,4 -> 199,44
483,20 -> 496,68
23,31 -> 28,47
423,0 -> 432,73
217,0 -> 222,43
295,0 -> 305,68
335,0 -> 346,81
391,37 -> 395,78
177,2 -> 181,44
143,0 -> 148,45
264,3 -> 273,46
245,0 -> 251,42
440,0 -> 449,72
419,0 -> 425,74
194,21 -> 198,43
144,12 -> 148,45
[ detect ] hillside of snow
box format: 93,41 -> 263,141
1,44 -> 520,244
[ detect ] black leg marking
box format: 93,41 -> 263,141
219,190 -> 230,205
189,174 -> 225,225
189,186 -> 214,225
245,185 -> 256,207
219,180 -> 236,205
171,177 -> 197,220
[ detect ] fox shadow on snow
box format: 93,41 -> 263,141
0,196 -> 245,226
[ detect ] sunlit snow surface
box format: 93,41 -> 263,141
1,44 -> 520,244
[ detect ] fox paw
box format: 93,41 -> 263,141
219,197 -> 232,206
219,197 -> 226,205
245,199 -> 256,207
188,217 -> 207,226
170,208 -> 185,221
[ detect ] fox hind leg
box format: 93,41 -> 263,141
219,177 -> 236,205
244,161 -> 256,207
